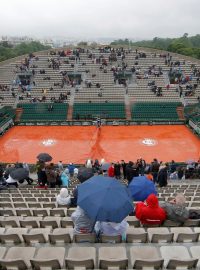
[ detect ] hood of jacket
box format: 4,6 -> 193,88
146,194 -> 159,208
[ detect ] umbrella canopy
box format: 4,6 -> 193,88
77,175 -> 133,222
77,167 -> 94,183
101,163 -> 110,171
37,153 -> 52,162
10,168 -> 29,181
128,176 -> 157,202
186,159 -> 195,164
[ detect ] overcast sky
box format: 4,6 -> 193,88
0,0 -> 199,40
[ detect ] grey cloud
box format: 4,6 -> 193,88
0,0 -> 199,39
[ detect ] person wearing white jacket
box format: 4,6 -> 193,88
56,188 -> 71,207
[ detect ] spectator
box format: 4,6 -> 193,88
56,188 -> 71,207
108,163 -> 115,177
46,163 -> 57,188
36,160 -> 47,186
177,166 -> 185,180
121,160 -> 127,179
6,175 -> 18,188
57,161 -> 64,171
170,160 -> 177,174
95,219 -> 129,240
114,162 -> 121,179
4,164 -> 15,179
68,163 -> 75,177
60,171 -> 69,187
126,161 -> 135,183
160,194 -> 189,223
135,194 -> 166,225
71,206 -> 95,234
150,158 -> 160,183
126,161 -> 139,183
74,167 -> 79,176
86,159 -> 93,169
158,163 -> 168,187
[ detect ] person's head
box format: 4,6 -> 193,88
128,161 -> 133,167
145,194 -> 159,208
174,193 -> 186,206
59,188 -> 69,198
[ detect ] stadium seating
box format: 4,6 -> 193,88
0,182 -> 200,269
131,102 -> 181,122
18,103 -> 68,121
0,47 -> 199,123
73,102 -> 126,119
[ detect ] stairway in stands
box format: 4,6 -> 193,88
176,106 -> 185,121
67,87 -> 75,120
14,107 -> 23,123
124,92 -> 132,120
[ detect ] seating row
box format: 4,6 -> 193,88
0,214 -> 200,230
1,226 -> 200,245
0,245 -> 200,269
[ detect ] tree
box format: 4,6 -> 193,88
77,41 -> 88,47
0,41 -> 50,62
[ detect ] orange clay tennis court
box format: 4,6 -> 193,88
0,125 -> 199,164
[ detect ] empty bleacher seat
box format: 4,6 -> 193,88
160,246 -> 198,269
130,246 -> 164,269
65,247 -> 96,269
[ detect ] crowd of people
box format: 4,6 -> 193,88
84,158 -> 200,186
0,156 -> 200,240
65,190 -> 190,237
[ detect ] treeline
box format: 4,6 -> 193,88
0,41 -> 50,62
110,34 -> 200,59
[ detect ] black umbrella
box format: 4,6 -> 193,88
77,167 -> 94,183
37,153 -> 52,162
10,168 -> 29,181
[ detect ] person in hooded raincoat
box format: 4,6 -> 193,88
135,194 -> 166,225
71,206 -> 95,234
56,188 -> 71,207
61,171 -> 69,187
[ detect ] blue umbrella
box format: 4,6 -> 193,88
128,176 -> 157,201
77,175 -> 133,222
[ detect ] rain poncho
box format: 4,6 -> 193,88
56,188 -> 71,206
71,206 -> 95,234
95,219 -> 129,240
61,172 -> 69,187
135,194 -> 166,225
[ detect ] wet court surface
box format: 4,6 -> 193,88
0,125 -> 199,163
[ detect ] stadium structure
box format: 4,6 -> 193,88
0,46 -> 199,163
0,46 -> 200,270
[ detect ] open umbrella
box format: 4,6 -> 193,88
77,167 -> 94,183
77,175 -> 133,222
37,153 -> 52,162
101,163 -> 110,171
10,168 -> 29,181
128,176 -> 157,202
186,159 -> 195,164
